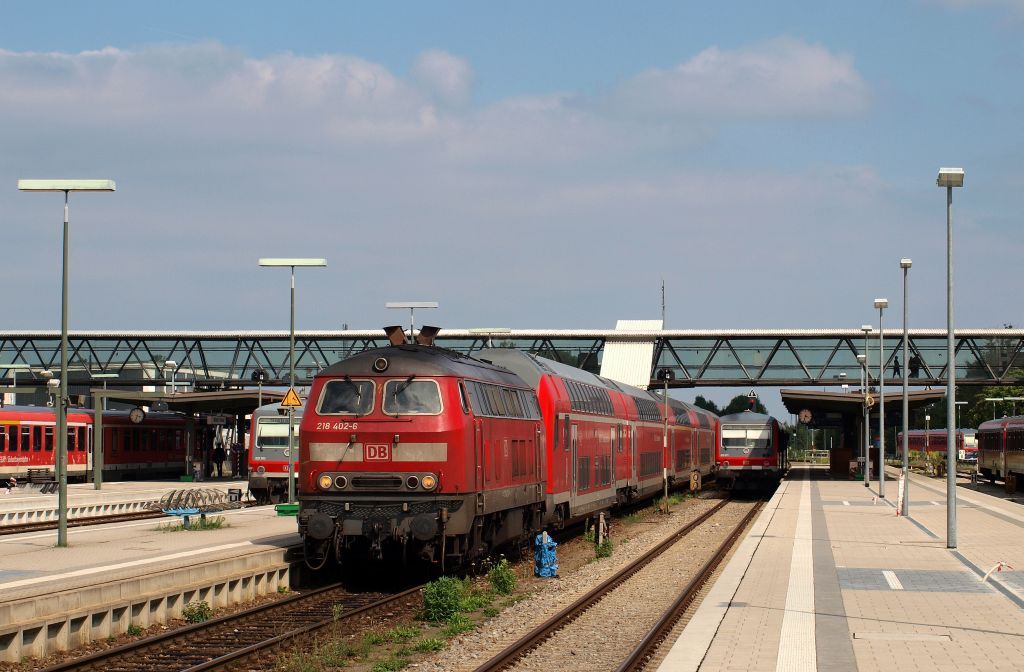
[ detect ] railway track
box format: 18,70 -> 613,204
39,582 -> 423,672
0,510 -> 168,536
473,498 -> 763,672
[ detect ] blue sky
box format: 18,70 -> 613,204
1,1 -> 1022,413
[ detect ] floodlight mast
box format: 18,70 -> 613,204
18,178 -> 115,548
385,302 -> 439,342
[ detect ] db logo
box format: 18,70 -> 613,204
365,444 -> 391,461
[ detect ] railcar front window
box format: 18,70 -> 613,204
383,379 -> 442,415
318,379 -> 375,415
721,427 -> 772,458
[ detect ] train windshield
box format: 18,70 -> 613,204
255,419 -> 299,450
318,379 -> 375,415
383,378 -> 442,415
721,427 -> 772,458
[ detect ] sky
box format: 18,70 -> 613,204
1,1 -> 1022,415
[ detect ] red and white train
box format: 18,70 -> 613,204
976,417 -> 1024,490
0,405 -> 187,481
297,333 -> 719,569
248,400 -> 305,504
895,430 -> 974,462
716,410 -> 788,489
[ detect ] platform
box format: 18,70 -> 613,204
659,464 -> 1024,672
0,478 -> 251,527
0,493 -> 300,662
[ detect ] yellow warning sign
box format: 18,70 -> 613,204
281,388 -> 303,408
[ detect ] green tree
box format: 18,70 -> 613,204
693,395 -> 721,415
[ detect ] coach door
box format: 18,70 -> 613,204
571,423 -> 579,495
86,425 -> 93,473
474,418 -> 484,490
630,422 -> 637,481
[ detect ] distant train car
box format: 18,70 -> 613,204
716,410 -> 787,489
977,416 -> 1024,491
297,334 -> 719,570
896,430 -> 972,461
0,405 -> 187,481
248,400 -> 305,504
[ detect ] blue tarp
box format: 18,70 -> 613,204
534,532 -> 558,578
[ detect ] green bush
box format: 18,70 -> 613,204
182,600 -> 213,623
442,614 -> 476,637
127,623 -> 143,636
596,538 -> 614,558
488,558 -> 517,595
422,576 -> 464,622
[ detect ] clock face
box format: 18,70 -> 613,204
798,409 -> 812,424
129,407 -> 145,424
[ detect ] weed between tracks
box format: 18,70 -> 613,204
154,515 -> 227,532
277,560 -> 523,672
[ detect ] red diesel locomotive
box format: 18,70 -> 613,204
297,332 -> 719,569
716,410 -> 788,489
0,405 -> 187,481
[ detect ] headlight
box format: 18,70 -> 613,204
420,474 -> 437,491
406,475 -> 420,489
334,475 -> 348,489
318,474 -> 333,490
256,465 -> 266,475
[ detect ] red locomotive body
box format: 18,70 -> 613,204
0,405 -> 187,481
716,411 -> 788,489
976,417 -> 1024,490
297,340 -> 719,569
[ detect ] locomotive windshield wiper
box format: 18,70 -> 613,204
394,375 -> 416,397
343,375 -> 361,400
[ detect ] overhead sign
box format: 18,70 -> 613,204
281,388 -> 303,408
206,414 -> 227,425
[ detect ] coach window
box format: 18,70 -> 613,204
318,379 -> 375,415
383,379 -> 442,415
34,426 -> 44,451
22,426 -> 31,451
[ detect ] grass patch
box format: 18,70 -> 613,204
370,658 -> 411,672
442,614 -> 476,637
127,623 -> 143,636
483,606 -> 499,618
156,515 -> 227,532
422,576 -> 464,622
487,557 -> 517,595
182,600 -> 213,623
410,637 -> 446,653
596,537 -> 614,558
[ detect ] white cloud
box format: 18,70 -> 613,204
608,37 -> 869,120
412,49 -> 474,107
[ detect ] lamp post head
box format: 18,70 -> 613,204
900,258 -> 913,269
861,324 -> 873,333
18,179 -> 116,192
936,167 -> 965,188
874,298 -> 889,310
258,258 -> 327,267
857,354 -> 866,364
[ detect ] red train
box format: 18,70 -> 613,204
716,410 -> 788,489
0,405 -> 187,481
297,333 -> 719,569
248,400 -> 305,504
895,430 -> 972,461
976,417 -> 1024,490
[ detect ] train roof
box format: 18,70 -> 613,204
719,410 -> 775,425
318,344 -> 528,388
252,399 -> 306,416
978,416 -> 1024,432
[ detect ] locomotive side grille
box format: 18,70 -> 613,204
352,476 -> 403,489
311,499 -> 463,521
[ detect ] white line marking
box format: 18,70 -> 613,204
843,500 -> 850,506
883,570 -> 904,590
776,473 -> 816,672
0,541 -> 254,590
931,501 -> 941,506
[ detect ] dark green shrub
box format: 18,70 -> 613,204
488,558 -> 516,595
422,576 -> 464,622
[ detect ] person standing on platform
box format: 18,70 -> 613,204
213,443 -> 226,479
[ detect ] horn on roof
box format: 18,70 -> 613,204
384,326 -> 407,346
416,326 -> 441,346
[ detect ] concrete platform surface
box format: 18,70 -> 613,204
0,502 -> 300,661
0,478 -> 252,526
658,465 -> 1024,672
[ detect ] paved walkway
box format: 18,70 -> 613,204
658,465 -> 1024,671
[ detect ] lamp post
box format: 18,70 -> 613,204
861,325 -> 872,487
0,363 -> 31,405
18,178 -> 116,547
259,258 -> 327,504
385,302 -> 440,342
1003,397 -> 1023,417
163,360 -> 177,396
938,167 -> 964,548
875,299 -> 889,498
984,398 -> 1003,420
900,258 -> 912,516
89,373 -> 118,489
857,353 -> 866,480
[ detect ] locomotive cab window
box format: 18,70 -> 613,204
383,379 -> 442,415
318,379 -> 375,415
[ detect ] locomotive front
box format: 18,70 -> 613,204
298,344 -> 490,568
